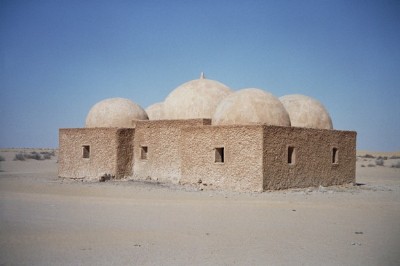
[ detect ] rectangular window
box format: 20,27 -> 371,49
82,145 -> 90,159
288,146 -> 295,164
215,147 -> 224,163
332,148 -> 338,164
141,146 -> 148,160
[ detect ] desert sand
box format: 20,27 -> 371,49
0,149 -> 399,265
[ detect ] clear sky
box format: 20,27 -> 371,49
1,0 -> 399,151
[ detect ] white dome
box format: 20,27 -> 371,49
279,94 -> 333,129
212,88 -> 291,126
163,74 -> 232,119
146,102 -> 164,120
85,98 -> 148,128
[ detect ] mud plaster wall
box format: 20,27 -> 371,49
180,125 -> 264,192
133,119 -> 211,183
263,126 -> 356,190
59,128 -> 134,180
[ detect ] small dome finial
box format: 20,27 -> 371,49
200,72 -> 205,79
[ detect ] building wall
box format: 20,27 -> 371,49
59,123 -> 356,192
59,128 -> 134,180
180,125 -> 264,192
116,129 -> 135,177
132,119 -> 211,183
262,126 -> 356,190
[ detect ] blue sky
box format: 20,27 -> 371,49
1,0 -> 399,151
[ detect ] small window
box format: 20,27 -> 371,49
332,148 -> 338,164
215,147 -> 224,163
141,146 -> 148,160
288,146 -> 295,164
82,145 -> 90,159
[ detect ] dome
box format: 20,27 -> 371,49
163,73 -> 232,119
279,94 -> 333,129
212,88 -> 291,126
85,97 -> 148,128
146,102 -> 164,120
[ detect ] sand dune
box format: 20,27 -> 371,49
0,149 -> 399,265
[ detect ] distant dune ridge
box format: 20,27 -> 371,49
357,150 -> 400,158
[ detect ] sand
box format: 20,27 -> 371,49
0,149 -> 399,265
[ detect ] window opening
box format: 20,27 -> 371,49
288,146 -> 295,164
215,147 -> 224,163
332,148 -> 338,164
141,146 -> 148,160
82,145 -> 90,159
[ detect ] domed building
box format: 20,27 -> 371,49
85,98 -> 148,128
213,88 -> 290,126
163,73 -> 232,119
279,94 -> 333,130
59,74 -> 356,192
146,102 -> 164,120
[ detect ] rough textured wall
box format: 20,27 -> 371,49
133,119 -> 211,183
263,126 -> 356,190
116,129 -> 135,177
180,125 -> 264,192
59,128 -> 134,180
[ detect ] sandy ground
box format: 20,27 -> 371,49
0,149 -> 399,266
